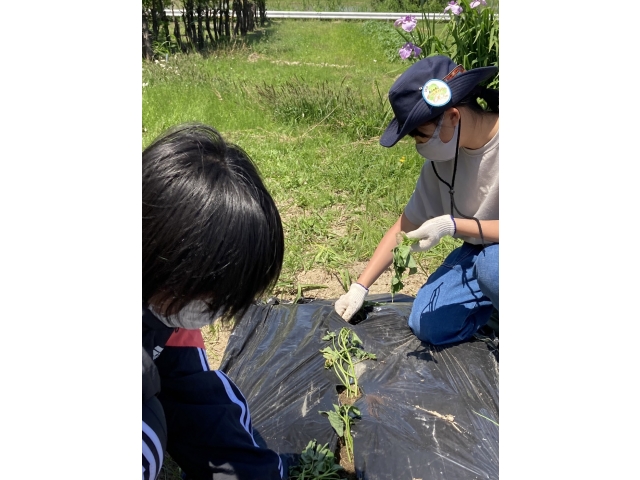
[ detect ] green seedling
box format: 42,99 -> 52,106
319,404 -> 361,464
288,439 -> 343,480
391,232 -> 420,297
294,283 -> 328,304
320,328 -> 376,398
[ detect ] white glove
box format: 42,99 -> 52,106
334,283 -> 368,321
405,215 -> 456,252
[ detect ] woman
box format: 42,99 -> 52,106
335,55 -> 498,346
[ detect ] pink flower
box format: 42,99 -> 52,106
399,42 -> 422,60
470,0 -> 487,7
394,15 -> 417,32
444,1 -> 463,15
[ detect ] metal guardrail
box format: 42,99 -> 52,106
264,11 -> 452,19
163,10 -> 458,20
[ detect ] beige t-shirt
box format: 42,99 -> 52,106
404,131 -> 499,245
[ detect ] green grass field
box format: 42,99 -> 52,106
142,18 -> 460,300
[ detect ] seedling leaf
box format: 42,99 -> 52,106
289,439 -> 343,480
391,232 -> 421,296
320,408 -> 345,437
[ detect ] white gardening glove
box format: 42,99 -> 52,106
334,283 -> 368,322
405,215 -> 456,252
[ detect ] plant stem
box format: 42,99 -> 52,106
340,408 -> 354,463
331,335 -> 351,388
339,329 -> 358,397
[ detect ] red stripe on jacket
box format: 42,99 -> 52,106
165,328 -> 205,349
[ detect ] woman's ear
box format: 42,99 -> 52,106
446,108 -> 461,127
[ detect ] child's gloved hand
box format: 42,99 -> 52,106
405,215 -> 456,252
334,283 -> 368,322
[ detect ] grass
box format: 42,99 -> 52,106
143,18 -> 461,300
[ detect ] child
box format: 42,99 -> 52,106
142,124 -> 285,480
335,56 -> 499,346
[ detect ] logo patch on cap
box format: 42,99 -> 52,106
421,79 -> 451,107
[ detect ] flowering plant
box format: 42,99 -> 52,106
444,0 -> 499,88
392,12 -> 448,62
444,1 -> 463,15
392,1 -> 498,88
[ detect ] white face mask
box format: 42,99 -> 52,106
415,116 -> 459,162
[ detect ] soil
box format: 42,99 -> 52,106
333,386 -> 362,478
337,387 -> 359,407
337,437 -> 357,480
201,320 -> 235,370
289,262 -> 428,303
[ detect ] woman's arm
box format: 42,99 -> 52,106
454,218 -> 499,243
356,212 -> 419,288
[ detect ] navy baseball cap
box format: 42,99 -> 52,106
380,56 -> 498,147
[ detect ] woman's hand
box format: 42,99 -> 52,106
334,283 -> 368,322
335,212 -> 420,322
405,215 -> 456,252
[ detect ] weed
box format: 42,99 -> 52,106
336,269 -> 353,293
319,404 -> 361,464
320,328 -> 376,398
208,321 -> 222,342
288,440 -> 343,480
294,283 -> 328,304
152,39 -> 179,59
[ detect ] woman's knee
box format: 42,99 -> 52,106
475,244 -> 499,309
408,306 -> 487,345
410,321 -> 453,345
408,310 -> 448,344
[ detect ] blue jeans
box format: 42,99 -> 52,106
408,242 -> 499,345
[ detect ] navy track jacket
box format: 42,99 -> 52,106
142,304 -> 285,480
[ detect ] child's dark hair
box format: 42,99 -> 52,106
408,85 -> 498,137
143,123 -> 284,323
